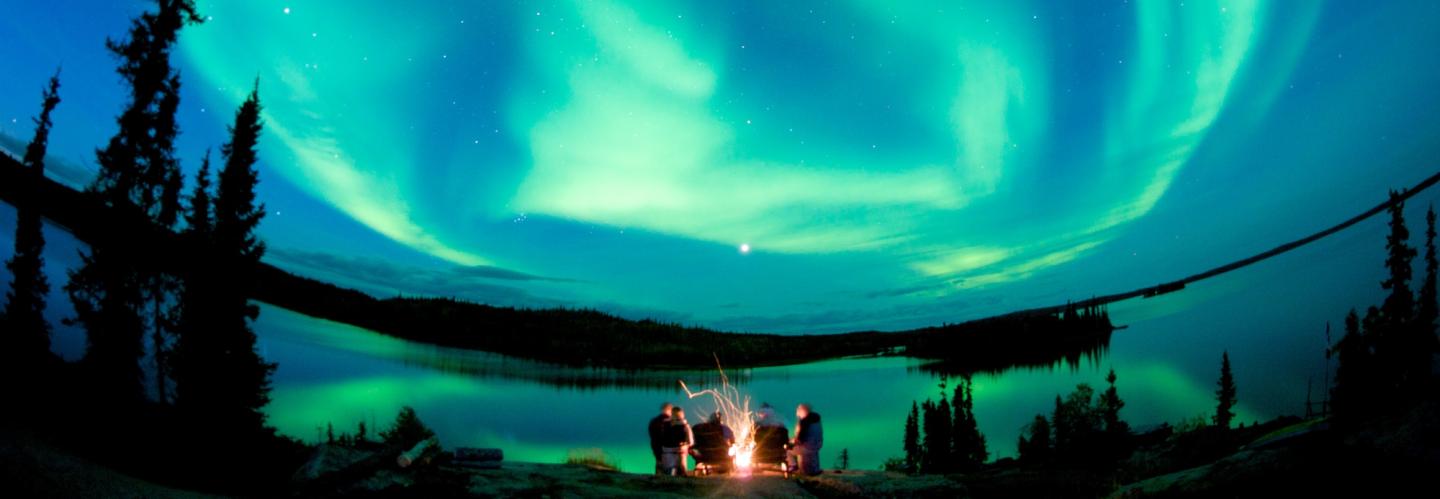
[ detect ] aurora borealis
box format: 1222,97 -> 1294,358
3,0 -> 1440,334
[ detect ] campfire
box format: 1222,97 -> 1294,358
679,357 -> 759,473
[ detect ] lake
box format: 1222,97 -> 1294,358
252,279 -> 1307,474
1,199 -> 1384,473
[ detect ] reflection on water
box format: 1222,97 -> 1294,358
1,199 -> 1369,474
256,304 -> 1259,474
259,306 -> 748,391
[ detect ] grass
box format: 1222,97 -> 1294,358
565,448 -> 620,471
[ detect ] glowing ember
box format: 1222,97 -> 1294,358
679,356 -> 757,473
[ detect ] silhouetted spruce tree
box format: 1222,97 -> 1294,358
1016,414 -> 1051,464
170,151 -> 212,409
1049,395 -> 1067,459
1052,384 -> 1102,464
1215,352 -> 1237,428
1421,206 -> 1439,348
172,87 -> 275,437
916,400 -> 937,472
902,401 -> 921,473
381,406 -> 435,448
1381,192 -> 1416,324
1099,369 -> 1127,434
1331,310 -> 1372,420
951,377 -> 987,468
929,384 -> 954,473
1094,370 -> 1132,462
916,379 -> 955,474
213,86 -> 266,270
145,73 -> 188,404
1377,193 -> 1421,393
3,71 -> 62,374
184,151 -> 213,236
67,0 -> 203,405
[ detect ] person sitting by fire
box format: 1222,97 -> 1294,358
659,407 -> 694,476
752,403 -> 790,470
789,403 -> 824,476
647,402 -> 674,475
690,411 -> 736,473
756,402 -> 785,429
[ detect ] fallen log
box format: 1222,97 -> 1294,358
397,437 -> 440,468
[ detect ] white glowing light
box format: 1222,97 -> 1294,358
283,7 -> 291,15
680,357 -> 757,474
739,243 -> 751,254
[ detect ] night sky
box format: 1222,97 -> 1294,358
3,0 -> 1439,334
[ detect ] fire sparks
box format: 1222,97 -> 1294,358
679,357 -> 757,473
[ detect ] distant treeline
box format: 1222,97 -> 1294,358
256,264 -> 1114,368
2,154 -> 1113,370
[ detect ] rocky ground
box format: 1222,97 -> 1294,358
5,395 -> 1438,498
0,430 -> 213,499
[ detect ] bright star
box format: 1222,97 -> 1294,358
283,7 -> 291,15
739,243 -> 751,254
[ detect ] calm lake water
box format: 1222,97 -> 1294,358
251,283 -> 1302,474
0,199 -> 1396,473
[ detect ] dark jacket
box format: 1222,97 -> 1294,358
795,412 -> 823,450
753,424 -> 790,464
661,420 -> 693,448
691,420 -> 734,460
648,414 -> 670,456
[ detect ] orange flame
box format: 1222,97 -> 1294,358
680,356 -> 756,473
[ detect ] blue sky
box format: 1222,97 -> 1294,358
2,0 -> 1439,333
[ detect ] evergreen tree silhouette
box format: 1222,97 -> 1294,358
1214,351 -> 1237,428
951,377 -> 987,468
1378,194 -> 1433,397
213,86 -> 266,265
172,87 -> 275,438
1331,309 -> 1371,419
1052,384 -> 1102,464
3,71 -> 62,373
90,0 -> 202,212
1016,414 -> 1051,464
380,406 -> 435,448
902,401 -> 920,473
1376,192 -> 1417,392
1420,206 -> 1438,347
916,379 -> 954,474
66,0 -> 203,405
184,151 -> 213,237
1049,395 -> 1067,459
1099,369 -> 1129,434
171,151 -> 212,413
926,383 -> 953,472
1380,192 -> 1416,326
1329,191 -> 1437,421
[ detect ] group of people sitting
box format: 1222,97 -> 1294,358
646,402 -> 824,477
